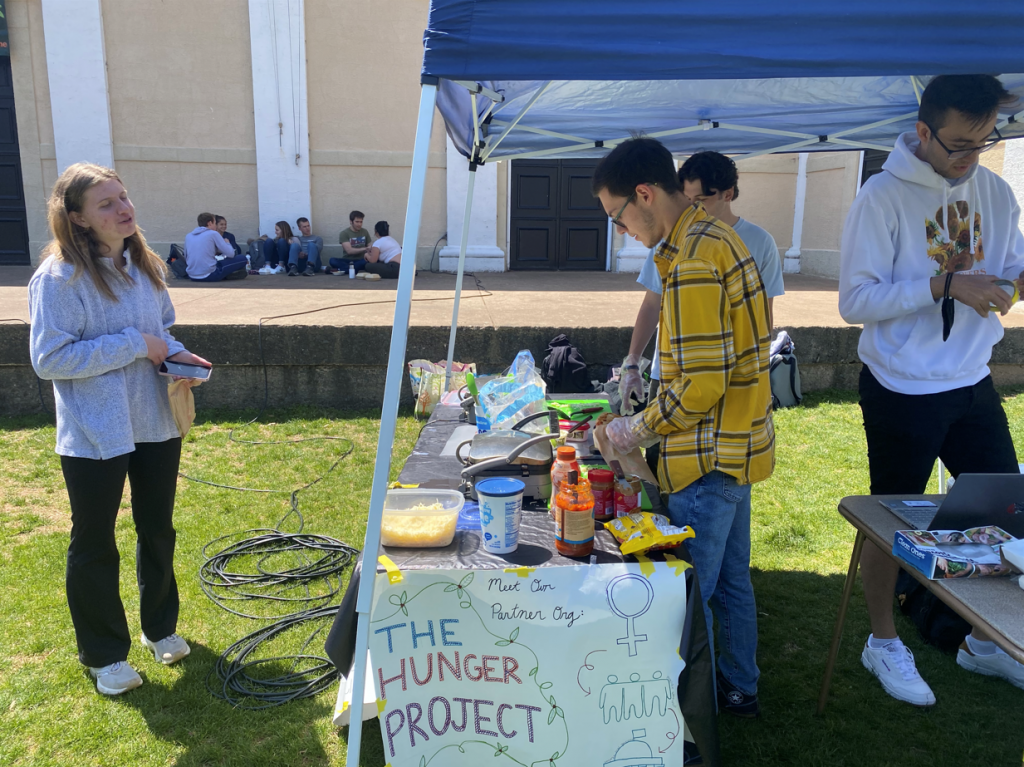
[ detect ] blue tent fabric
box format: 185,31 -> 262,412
424,1 -> 1024,161
423,0 -> 1024,82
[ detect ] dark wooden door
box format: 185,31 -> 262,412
0,57 -> 29,265
510,160 -> 607,271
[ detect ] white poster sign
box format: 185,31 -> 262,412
352,559 -> 689,766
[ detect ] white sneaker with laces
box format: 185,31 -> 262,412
957,641 -> 1024,689
861,639 -> 935,706
141,632 -> 191,665
271,265 -> 286,274
89,661 -> 143,695
258,265 -> 271,275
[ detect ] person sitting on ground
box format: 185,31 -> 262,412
184,212 -> 247,282
355,221 -> 402,279
330,210 -> 372,274
256,221 -> 299,275
289,217 -> 324,276
215,215 -> 241,256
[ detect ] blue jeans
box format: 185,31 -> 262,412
192,253 -> 248,282
666,470 -> 758,696
329,256 -> 365,273
290,241 -> 322,271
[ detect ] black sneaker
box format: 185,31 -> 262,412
287,264 -> 299,276
303,264 -> 315,276
717,672 -> 760,718
683,740 -> 704,765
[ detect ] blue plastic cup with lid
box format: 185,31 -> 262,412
476,478 -> 525,554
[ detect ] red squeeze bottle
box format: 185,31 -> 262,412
554,470 -> 595,558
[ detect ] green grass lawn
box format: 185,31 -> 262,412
1,394 -> 1023,766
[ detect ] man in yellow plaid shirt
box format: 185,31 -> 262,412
596,138 -> 775,718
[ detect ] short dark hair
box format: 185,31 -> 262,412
679,151 -> 740,201
214,215 -> 226,224
591,137 -> 681,198
374,220 -> 389,237
349,210 -> 364,223
296,217 -> 309,226
919,75 -> 1016,130
197,212 -> 215,227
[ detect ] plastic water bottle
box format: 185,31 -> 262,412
348,263 -> 355,279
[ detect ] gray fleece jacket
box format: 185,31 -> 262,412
28,253 -> 188,459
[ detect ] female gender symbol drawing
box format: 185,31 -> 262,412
606,574 -> 655,656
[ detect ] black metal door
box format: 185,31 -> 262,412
0,57 -> 29,265
510,160 -> 607,271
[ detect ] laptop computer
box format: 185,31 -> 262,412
882,473 -> 1024,538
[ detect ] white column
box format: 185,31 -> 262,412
41,0 -> 113,173
615,233 -> 650,272
1005,139 -> 1024,240
248,0 -> 311,236
440,135 -> 505,272
784,152 -> 808,274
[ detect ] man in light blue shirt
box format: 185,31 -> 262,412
620,151 -> 784,417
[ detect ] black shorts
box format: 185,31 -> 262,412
858,365 -> 1019,495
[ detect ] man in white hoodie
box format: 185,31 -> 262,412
840,75 -> 1024,706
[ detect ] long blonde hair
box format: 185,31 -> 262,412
44,163 -> 167,301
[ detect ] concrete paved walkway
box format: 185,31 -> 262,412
4,267 -> 1024,329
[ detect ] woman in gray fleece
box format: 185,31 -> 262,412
28,163 -> 210,696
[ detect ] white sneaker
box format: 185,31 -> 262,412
861,639 -> 936,706
89,661 -> 143,695
957,641 -> 1024,689
141,632 -> 191,665
271,265 -> 286,274
258,265 -> 271,275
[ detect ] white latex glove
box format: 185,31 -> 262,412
618,354 -> 644,416
604,414 -> 639,453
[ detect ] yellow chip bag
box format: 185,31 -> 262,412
603,512 -> 695,556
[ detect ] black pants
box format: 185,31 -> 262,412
364,260 -> 401,279
644,378 -> 660,478
859,366 -> 1018,495
60,439 -> 182,667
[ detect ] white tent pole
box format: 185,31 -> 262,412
445,166 -> 477,389
784,152 -> 808,274
345,81 -> 437,767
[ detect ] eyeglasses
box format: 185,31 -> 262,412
926,124 -> 1003,161
610,191 -> 636,226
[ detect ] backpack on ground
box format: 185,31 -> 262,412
166,243 -> 188,279
541,334 -> 592,393
769,330 -> 802,408
895,569 -> 971,653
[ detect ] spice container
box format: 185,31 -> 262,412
554,471 -> 594,557
614,474 -> 643,518
549,446 -> 580,519
588,469 -> 615,522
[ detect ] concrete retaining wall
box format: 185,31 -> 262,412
3,323 -> 1023,416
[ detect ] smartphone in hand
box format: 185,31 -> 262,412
158,361 -> 213,380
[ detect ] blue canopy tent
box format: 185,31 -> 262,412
345,3 -> 1024,763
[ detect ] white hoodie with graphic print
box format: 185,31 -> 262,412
839,131 -> 1024,395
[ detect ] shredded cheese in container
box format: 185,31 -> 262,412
381,502 -> 458,547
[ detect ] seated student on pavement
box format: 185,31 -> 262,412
839,74 -> 1024,706
330,210 -> 373,274
596,137 -> 775,719
184,212 -> 247,282
256,221 -> 299,275
215,215 -> 241,256
353,221 -> 402,279
288,217 -> 324,276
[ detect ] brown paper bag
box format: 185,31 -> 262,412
593,417 -> 658,486
167,379 -> 197,438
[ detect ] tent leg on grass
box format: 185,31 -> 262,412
444,165 -> 477,389
345,81 -> 437,767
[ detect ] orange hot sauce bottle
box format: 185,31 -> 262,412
554,470 -> 595,557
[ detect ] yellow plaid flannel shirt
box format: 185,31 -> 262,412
639,204 -> 775,494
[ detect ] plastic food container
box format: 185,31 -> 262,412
381,489 -> 465,548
